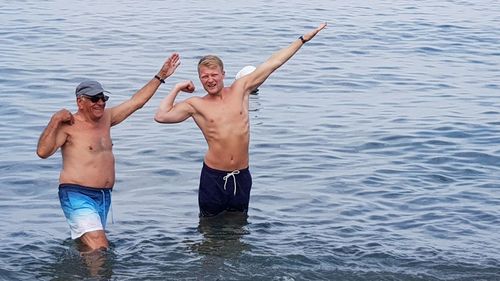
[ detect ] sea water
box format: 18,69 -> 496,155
1,0 -> 499,280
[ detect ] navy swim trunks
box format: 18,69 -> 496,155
198,162 -> 252,217
58,184 -> 112,239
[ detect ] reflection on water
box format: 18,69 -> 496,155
1,0 -> 500,280
40,239 -> 114,281
191,212 -> 250,278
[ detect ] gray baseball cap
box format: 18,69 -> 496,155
75,80 -> 111,97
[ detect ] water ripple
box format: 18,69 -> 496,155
2,0 -> 500,280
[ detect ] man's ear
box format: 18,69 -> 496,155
76,96 -> 84,109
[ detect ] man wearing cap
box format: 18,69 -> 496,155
37,53 -> 180,251
154,23 -> 326,218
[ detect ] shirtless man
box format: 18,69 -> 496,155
37,53 -> 180,251
154,23 -> 326,217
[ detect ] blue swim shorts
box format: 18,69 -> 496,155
198,162 -> 252,217
58,184 -> 112,239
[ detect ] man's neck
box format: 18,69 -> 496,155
76,111 -> 101,124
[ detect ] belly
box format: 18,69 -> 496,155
205,135 -> 250,171
60,152 -> 116,188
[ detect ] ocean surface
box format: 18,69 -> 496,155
1,0 -> 500,280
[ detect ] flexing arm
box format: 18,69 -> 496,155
154,80 -> 196,123
241,23 -> 327,93
36,109 -> 73,158
110,53 -> 180,126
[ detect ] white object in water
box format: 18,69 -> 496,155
235,65 -> 256,80
235,65 -> 259,94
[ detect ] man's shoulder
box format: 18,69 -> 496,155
179,96 -> 204,113
186,96 -> 206,104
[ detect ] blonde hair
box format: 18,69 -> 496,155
198,55 -> 224,72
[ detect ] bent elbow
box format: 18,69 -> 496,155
36,145 -> 55,159
154,112 -> 176,124
154,115 -> 179,124
36,149 -> 50,159
154,114 -> 164,123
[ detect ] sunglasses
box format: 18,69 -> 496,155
81,94 -> 109,103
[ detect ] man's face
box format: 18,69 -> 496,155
77,94 -> 107,120
198,65 -> 225,95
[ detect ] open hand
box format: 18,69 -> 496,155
303,22 -> 327,42
158,53 -> 181,79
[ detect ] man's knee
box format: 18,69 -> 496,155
80,230 -> 109,251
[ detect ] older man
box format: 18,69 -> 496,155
37,53 -> 180,251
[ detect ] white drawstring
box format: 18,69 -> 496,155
223,170 -> 240,196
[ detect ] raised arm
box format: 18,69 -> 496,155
154,80 -> 196,123
241,23 -> 327,93
37,109 -> 73,158
110,53 -> 180,126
